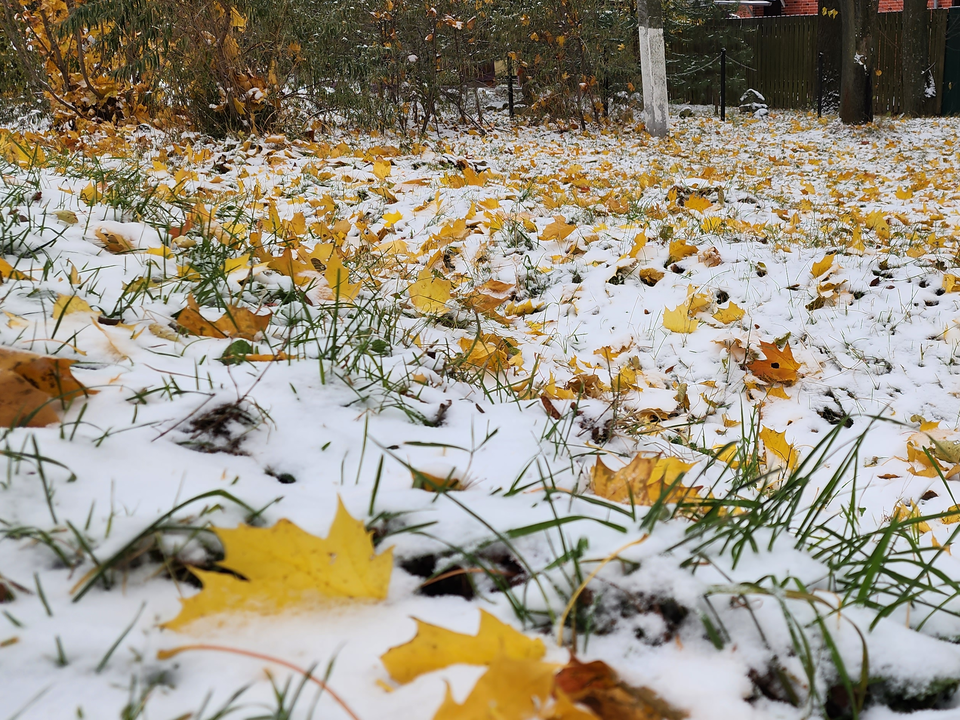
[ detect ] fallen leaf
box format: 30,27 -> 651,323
698,246 -> 722,267
747,341 -> 801,385
163,498 -> 392,630
53,294 -> 95,319
555,657 -> 687,720
811,254 -> 834,278
683,194 -> 712,213
0,347 -> 91,427
712,302 -> 744,324
433,656 -> 573,720
760,427 -> 797,469
637,268 -> 664,286
94,227 -> 135,253
53,209 -> 78,224
323,254 -> 361,300
176,295 -> 271,340
381,610 -> 546,684
0,370 -> 60,427
667,239 -> 697,264
409,271 -> 452,314
541,217 -> 576,242
591,455 -> 697,505
0,258 -> 28,281
663,304 -> 698,334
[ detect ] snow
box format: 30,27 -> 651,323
3,109 -> 960,718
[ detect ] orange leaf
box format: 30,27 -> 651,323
746,341 -> 801,385
555,657 -> 687,720
176,295 -> 271,340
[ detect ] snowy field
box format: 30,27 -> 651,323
3,110 -> 960,719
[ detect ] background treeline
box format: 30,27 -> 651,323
0,0 -> 750,134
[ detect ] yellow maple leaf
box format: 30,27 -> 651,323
373,160 -> 392,181
663,304 -> 698,333
382,210 -> 403,228
638,267 -> 664,286
760,427 -> 797,469
667,239 -> 698,264
944,275 -> 959,293
163,499 -> 392,630
433,657 -> 572,720
591,455 -> 697,505
458,337 -> 507,371
865,210 -> 890,240
541,217 -> 576,242
0,258 -> 29,281
409,271 -> 452,314
712,302 -> 744,324
811,254 -> 834,278
53,294 -> 95,319
381,610 -> 545,684
323,254 -> 360,301
683,194 -> 712,213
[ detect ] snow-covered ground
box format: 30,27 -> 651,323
3,110 -> 960,719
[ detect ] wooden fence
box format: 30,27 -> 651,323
673,8 -> 957,115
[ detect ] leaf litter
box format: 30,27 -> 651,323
3,111 -> 960,719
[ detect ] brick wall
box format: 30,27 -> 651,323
738,0 -> 944,16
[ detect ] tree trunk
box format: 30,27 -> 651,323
839,0 -> 878,124
901,0 -> 928,116
637,0 -> 669,136
817,0 -> 842,113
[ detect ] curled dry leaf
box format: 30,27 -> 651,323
381,609 -> 545,684
94,227 -> 135,253
163,498 -> 392,630
176,294 -> 271,340
698,246 -> 722,267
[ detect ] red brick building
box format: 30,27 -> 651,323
736,0 -> 948,17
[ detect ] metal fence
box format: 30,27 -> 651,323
673,8 -> 960,115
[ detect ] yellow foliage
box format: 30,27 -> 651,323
163,499 -> 392,629
811,254 -> 834,277
663,304 -> 698,334
667,239 -> 698,264
591,455 -> 697,505
409,271 -> 452,314
381,610 -> 545,684
760,427 -> 797,469
712,302 -> 745,324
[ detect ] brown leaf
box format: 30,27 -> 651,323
0,347 -> 90,402
555,658 -> 687,720
176,295 -> 271,340
94,227 -> 135,253
746,341 -> 801,385
0,370 -> 60,427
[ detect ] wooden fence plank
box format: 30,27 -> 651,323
670,10 -> 949,114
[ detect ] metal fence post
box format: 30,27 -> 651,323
817,51 -> 824,117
